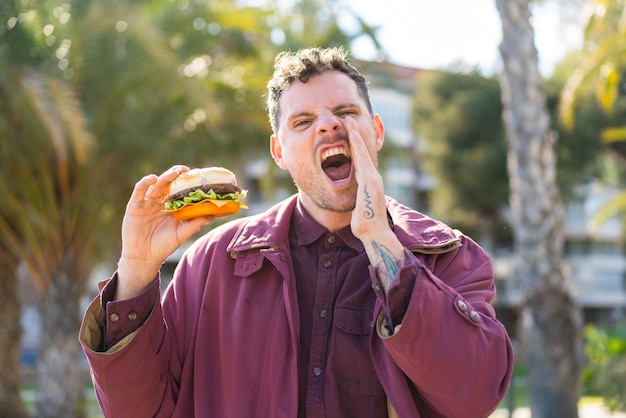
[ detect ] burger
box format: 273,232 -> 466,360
163,167 -> 247,221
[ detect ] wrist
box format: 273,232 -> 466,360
362,231 -> 405,292
116,256 -> 160,301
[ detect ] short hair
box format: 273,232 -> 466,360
266,47 -> 373,133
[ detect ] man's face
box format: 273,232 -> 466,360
270,71 -> 384,217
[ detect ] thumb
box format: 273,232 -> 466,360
177,216 -> 214,245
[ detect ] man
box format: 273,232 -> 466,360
80,47 -> 514,417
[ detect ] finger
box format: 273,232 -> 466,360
177,216 -> 215,243
345,117 -> 386,211
345,117 -> 374,174
182,215 -> 215,228
129,174 -> 158,202
146,165 -> 190,200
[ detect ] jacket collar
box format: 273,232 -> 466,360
227,195 -> 299,257
226,195 -> 461,258
385,197 -> 462,254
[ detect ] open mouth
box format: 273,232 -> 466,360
321,146 -> 352,182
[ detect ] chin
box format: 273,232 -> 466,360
320,193 -> 357,213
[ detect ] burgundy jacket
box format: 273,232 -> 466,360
79,195 -> 513,417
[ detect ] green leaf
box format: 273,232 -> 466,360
164,188 -> 247,210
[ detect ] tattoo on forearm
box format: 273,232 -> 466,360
363,186 -> 374,219
372,241 -> 399,278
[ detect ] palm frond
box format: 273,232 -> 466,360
20,69 -> 68,168
600,127 -> 626,143
46,75 -> 95,165
588,190 -> 626,232
0,60 -> 98,293
559,1 -> 626,130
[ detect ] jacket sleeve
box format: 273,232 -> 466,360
370,235 -> 514,418
79,276 -> 180,418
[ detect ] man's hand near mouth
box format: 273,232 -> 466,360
345,116 -> 406,292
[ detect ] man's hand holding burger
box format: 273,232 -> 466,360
116,166 -> 215,301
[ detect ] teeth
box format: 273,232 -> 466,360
321,146 -> 351,161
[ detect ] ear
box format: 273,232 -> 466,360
270,134 -> 288,170
372,114 -> 385,152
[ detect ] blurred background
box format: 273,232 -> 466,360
1,0 -> 626,416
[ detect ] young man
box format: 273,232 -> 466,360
80,47 -> 514,417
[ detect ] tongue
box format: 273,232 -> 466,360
324,161 -> 351,181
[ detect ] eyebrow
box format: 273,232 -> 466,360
331,103 -> 361,112
286,110 -> 315,125
285,103 -> 361,125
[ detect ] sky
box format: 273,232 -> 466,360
341,0 -> 584,76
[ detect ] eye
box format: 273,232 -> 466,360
293,119 -> 312,129
337,109 -> 358,117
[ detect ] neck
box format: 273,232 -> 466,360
297,193 -> 352,232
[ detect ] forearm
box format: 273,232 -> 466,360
81,302 -> 176,417
372,243 -> 514,417
116,256 -> 162,301
362,229 -> 406,292
378,269 -> 513,417
79,281 -> 177,417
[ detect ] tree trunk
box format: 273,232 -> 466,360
495,0 -> 584,417
0,251 -> 29,418
35,265 -> 86,418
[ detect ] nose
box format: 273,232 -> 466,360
317,113 -> 342,135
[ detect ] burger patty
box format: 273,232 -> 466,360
168,183 -> 242,201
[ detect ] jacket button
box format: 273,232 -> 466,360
313,367 -> 322,376
327,235 -> 336,243
470,311 -> 480,322
323,260 -> 332,268
110,313 -> 119,322
457,300 -> 468,312
128,311 -> 137,321
319,309 -> 327,318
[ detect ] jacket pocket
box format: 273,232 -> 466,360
332,307 -> 384,397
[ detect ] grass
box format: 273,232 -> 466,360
492,373 -> 625,417
21,380 -> 621,418
21,385 -> 104,418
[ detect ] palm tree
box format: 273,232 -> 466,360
1,4 -> 107,418
3,0 -> 278,414
0,246 -> 27,418
0,52 -> 98,418
559,0 -> 626,228
0,2 -> 70,415
0,1 -> 264,416
495,0 -> 583,416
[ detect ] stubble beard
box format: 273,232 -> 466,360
296,181 -> 357,214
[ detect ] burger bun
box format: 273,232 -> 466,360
168,167 -> 237,198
